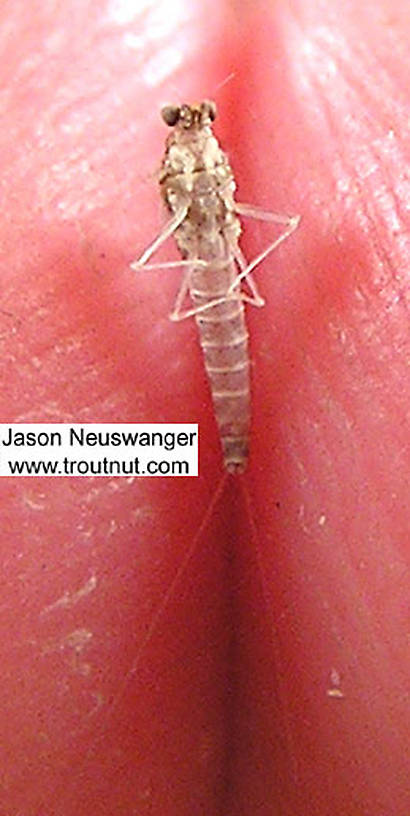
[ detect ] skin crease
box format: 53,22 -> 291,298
1,0 -> 410,814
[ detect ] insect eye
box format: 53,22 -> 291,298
202,100 -> 217,122
161,105 -> 180,126
179,105 -> 193,127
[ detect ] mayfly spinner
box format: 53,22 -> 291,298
131,100 -> 299,473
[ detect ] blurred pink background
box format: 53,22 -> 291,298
1,0 -> 410,813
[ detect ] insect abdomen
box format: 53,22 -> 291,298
192,278 -> 250,473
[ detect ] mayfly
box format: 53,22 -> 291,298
131,100 -> 299,472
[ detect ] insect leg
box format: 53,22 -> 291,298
170,274 -> 239,322
169,266 -> 195,321
169,252 -> 263,321
235,203 -> 300,229
131,206 -> 188,267
230,244 -> 265,307
131,258 -> 207,272
170,250 -> 268,322
170,289 -> 259,321
227,205 -> 300,294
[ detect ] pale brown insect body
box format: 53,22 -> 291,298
132,101 -> 299,472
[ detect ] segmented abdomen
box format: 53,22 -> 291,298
190,261 -> 250,473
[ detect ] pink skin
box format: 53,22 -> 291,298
1,1 -> 410,814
